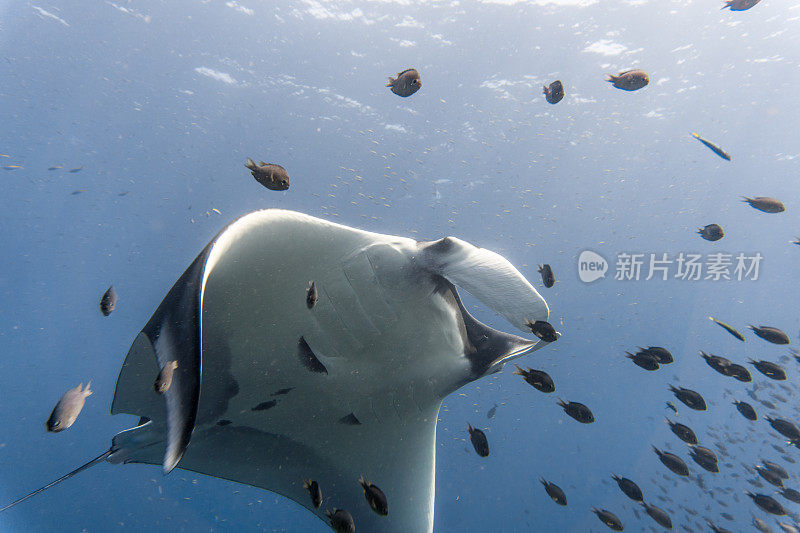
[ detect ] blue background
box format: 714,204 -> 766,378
0,0 -> 799,531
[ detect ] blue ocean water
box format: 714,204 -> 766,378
1,0 -> 799,531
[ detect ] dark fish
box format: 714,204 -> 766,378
665,401 -> 678,415
525,319 -> 558,343
734,400 -> 757,421
691,133 -> 731,161
747,492 -> 787,515
761,399 -> 777,410
270,387 -> 294,396
626,351 -> 659,371
700,351 -> 733,376
666,418 -> 698,445
216,419 -> 232,426
653,446 -> 690,476
669,385 -> 707,411
359,476 -> 388,516
538,264 -> 555,288
707,519 -> 731,533
606,69 -> 649,91
780,488 -> 800,504
326,508 -> 356,532
2,165 -> 22,170
68,166 -> 83,173
749,359 -> 787,380
70,190 -> 85,195
467,423 -> 489,457
722,0 -> 761,10
47,166 -> 62,171
639,346 -> 673,364
592,508 -> 624,531
612,475 -> 643,502
689,446 -> 719,473
698,223 -> 725,241
540,478 -> 567,505
251,400 -> 277,411
743,197 -> 785,214
756,465 -> 785,488
99,285 -> 117,316
767,417 -> 800,441
386,68 -> 421,97
244,157 -> 289,191
487,404 -> 498,419
708,316 -> 745,342
750,326 -> 791,345
557,399 -> 594,423
513,365 -> 555,393
543,80 -> 564,104
306,281 -> 318,309
763,460 -> 789,479
46,382 -> 93,432
727,363 -> 752,382
303,479 -> 322,509
153,360 -> 178,394
752,517 -> 772,533
643,502 -> 672,529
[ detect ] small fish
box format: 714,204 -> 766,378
666,418 -> 698,445
743,197 -> 785,214
722,0 -> 761,10
638,346 -> 673,364
689,446 -> 719,473
326,508 -> 356,533
612,475 -> 643,502
46,382 -> 93,432
698,224 -> 724,241
733,400 -> 757,421
643,502 -> 672,529
700,351 -> 734,376
153,361 -> 179,394
755,465 -> 784,488
749,325 -> 790,345
2,165 -> 22,170
606,69 -> 649,91
70,190 -> 85,196
538,264 -> 555,288
358,476 -> 388,516
749,359 -> 787,380
524,319 -> 558,343
270,387 -> 294,397
557,399 -> 594,424
540,478 -> 567,505
543,80 -> 564,104
708,316 -> 745,342
747,492 -> 787,516
68,166 -> 83,173
487,404 -> 498,419
665,401 -> 678,415
762,460 -> 789,479
386,68 -> 421,97
653,446 -> 690,476
691,133 -> 731,161
766,417 -> 800,441
669,385 -> 706,411
592,508 -> 624,531
244,158 -> 289,191
303,479 -> 322,509
626,351 -> 659,371
47,166 -> 62,171
727,363 -> 752,382
752,517 -> 772,533
467,423 -> 489,457
513,365 -> 555,393
251,400 -> 277,411
780,488 -> 800,504
99,285 -> 117,316
306,281 -> 318,309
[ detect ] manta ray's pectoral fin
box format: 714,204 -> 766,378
418,236 -> 551,333
111,239 -> 214,474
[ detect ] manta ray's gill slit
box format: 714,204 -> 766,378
297,336 -> 328,374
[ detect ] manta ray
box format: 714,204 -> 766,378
2,209 -> 554,531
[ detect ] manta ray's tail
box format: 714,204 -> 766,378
0,449 -> 111,512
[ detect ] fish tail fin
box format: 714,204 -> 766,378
85,381 -> 93,395
244,157 -> 257,170
0,449 -> 111,513
512,364 -> 524,375
604,74 -> 615,82
691,132 -> 700,139
386,77 -> 395,87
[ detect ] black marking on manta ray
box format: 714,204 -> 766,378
252,400 -> 278,411
339,413 -> 361,425
216,419 -> 232,426
270,387 -> 294,397
298,336 -> 328,374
